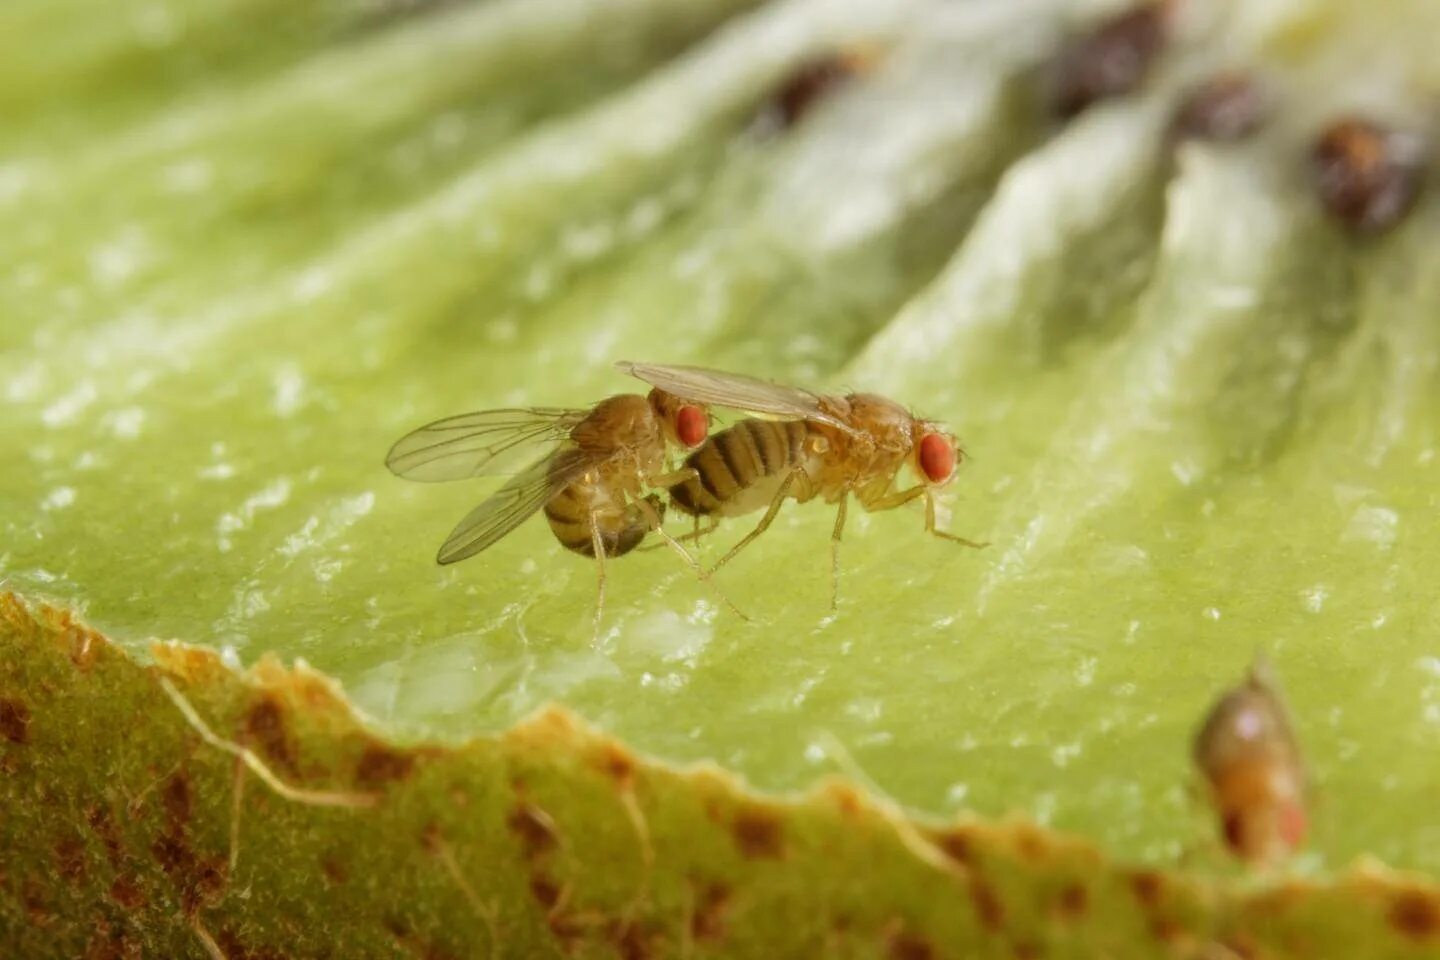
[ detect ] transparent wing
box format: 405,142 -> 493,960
436,447 -> 598,564
615,361 -> 856,434
386,407 -> 589,482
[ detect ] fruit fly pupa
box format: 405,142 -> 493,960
1192,655 -> 1308,866
386,388 -> 740,636
615,362 -> 984,607
1311,117 -> 1426,234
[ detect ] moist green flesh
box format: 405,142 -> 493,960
3,0 -> 1439,880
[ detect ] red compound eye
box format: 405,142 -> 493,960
918,432 -> 955,484
676,405 -> 708,448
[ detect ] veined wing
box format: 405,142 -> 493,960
436,447 -> 597,564
615,361 -> 856,434
386,407 -> 589,482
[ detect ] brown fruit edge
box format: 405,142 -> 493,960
1,591 -> 1436,959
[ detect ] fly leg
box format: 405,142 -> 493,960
859,483 -> 987,548
631,497 -> 748,621
589,511 -> 608,643
648,466 -> 699,488
667,517 -> 719,545
636,515 -> 717,551
829,492 -> 848,611
923,490 -> 987,548
711,470 -> 797,573
633,467 -> 704,552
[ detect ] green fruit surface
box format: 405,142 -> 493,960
3,0 -> 1440,954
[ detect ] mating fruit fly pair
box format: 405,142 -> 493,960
386,362 -> 982,634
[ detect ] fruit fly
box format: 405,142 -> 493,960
1192,655 -> 1308,866
386,389 -> 738,637
614,362 -> 984,607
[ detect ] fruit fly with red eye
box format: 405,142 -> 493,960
386,388 -> 741,638
1192,655 -> 1308,866
614,362 -> 985,607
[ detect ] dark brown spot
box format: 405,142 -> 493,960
0,698 -> 30,744
598,744 -> 635,785
1312,117 -> 1425,234
1053,4 -> 1169,117
54,836 -> 86,886
829,784 -> 863,818
935,828 -> 975,866
508,803 -> 557,859
1389,890 -> 1440,941
321,854 -> 348,886
193,856 -> 229,905
691,882 -> 731,943
731,806 -> 784,859
108,875 -> 146,911
355,744 -> 416,787
1054,882 -> 1088,920
1013,942 -> 1044,960
770,48 -> 877,128
887,931 -> 934,960
151,829 -> 228,914
1172,72 -> 1266,142
244,697 -> 297,775
162,771 -> 192,828
530,876 -> 562,910
969,878 -> 1005,932
153,833 -> 192,877
23,878 -> 51,926
1129,870 -> 1164,910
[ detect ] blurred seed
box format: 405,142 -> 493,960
1311,117 -> 1426,234
766,47 -> 880,130
1052,4 -> 1170,118
1172,72 -> 1267,142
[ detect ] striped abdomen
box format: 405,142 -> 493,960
670,419 -> 809,518
544,480 -> 664,558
